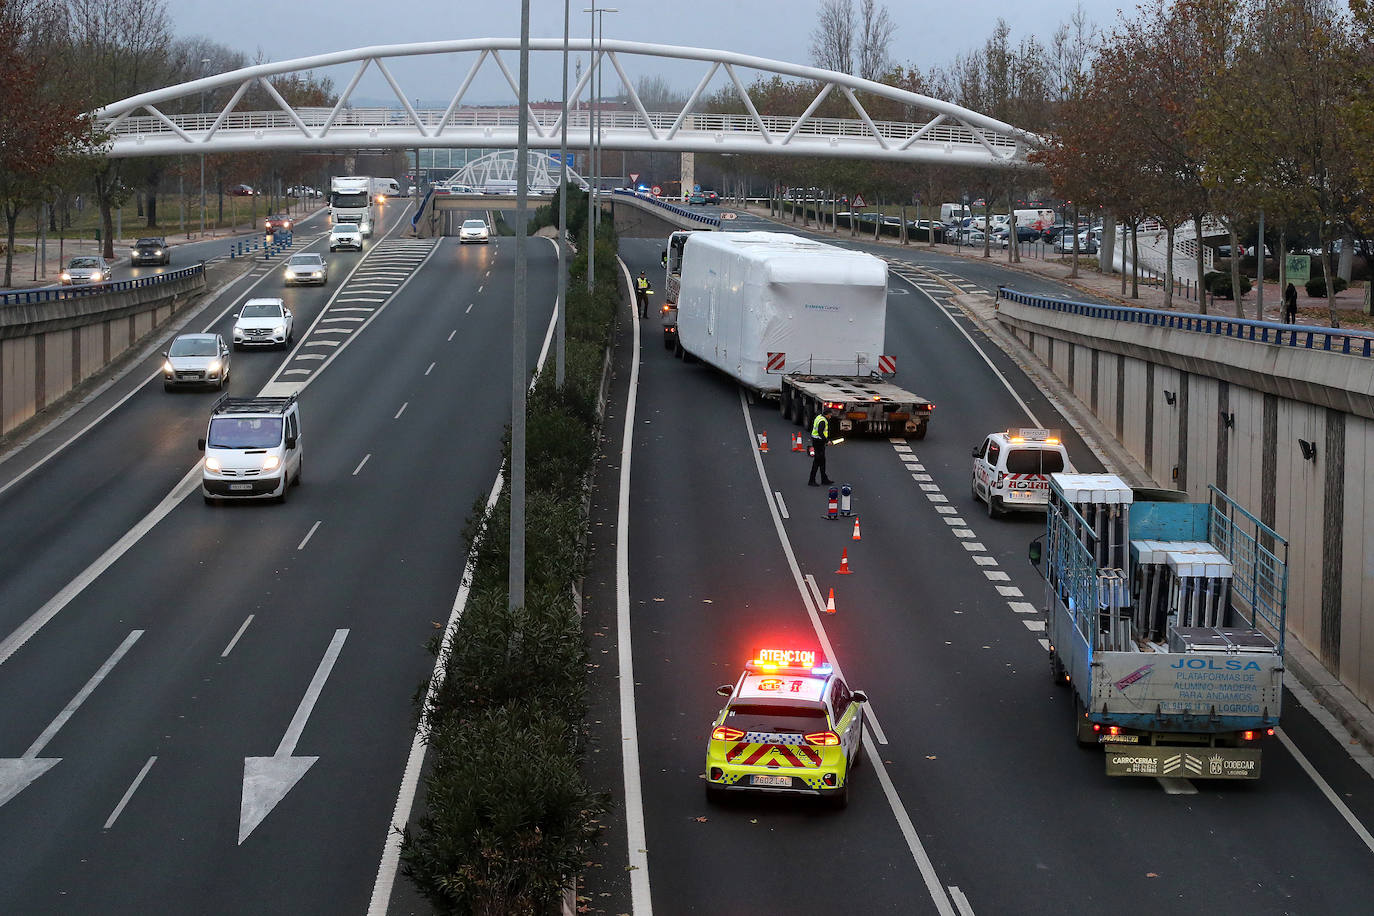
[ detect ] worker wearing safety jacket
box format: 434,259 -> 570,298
808,410 -> 835,487
636,271 -> 651,318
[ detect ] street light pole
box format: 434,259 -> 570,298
509,0 -> 532,612
582,6 -> 617,293
558,0 -> 570,388
200,58 -> 210,237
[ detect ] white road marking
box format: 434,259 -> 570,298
1022,620 -> 1046,632
304,340 -> 339,348
320,317 -> 367,323
949,885 -> 975,916
297,521 -> 322,551
293,354 -> 327,361
331,307 -> 376,313
477,285 -> 483,293
742,393 -> 948,912
425,362 -> 436,376
103,756 -> 158,829
935,506 -> 957,514
465,304 -> 473,314
0,630 -> 143,808
920,484 -> 940,492
997,586 -> 1023,597
912,474 -> 933,481
972,556 -> 997,566
394,402 -> 408,420
280,369 -> 311,377
943,516 -> 965,525
1009,601 -> 1037,614
239,628 -> 348,844
953,528 -> 975,538
774,490 -> 789,519
928,493 -> 949,503
353,454 -> 371,476
962,542 -> 986,552
448,329 -> 457,340
222,615 -> 255,657
1038,638 -> 1051,650
1277,727 -> 1374,855
369,239 -> 569,914
984,571 -> 1010,581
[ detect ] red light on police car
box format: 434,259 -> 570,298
804,731 -> 840,747
712,726 -> 744,742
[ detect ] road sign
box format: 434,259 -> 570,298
651,185 -> 662,197
720,212 -> 737,220
853,194 -> 867,208
694,184 -> 701,193
629,172 -> 640,184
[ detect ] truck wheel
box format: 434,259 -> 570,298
912,422 -> 927,441
781,390 -> 794,422
673,339 -> 684,359
663,333 -> 673,351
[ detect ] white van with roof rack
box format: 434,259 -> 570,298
198,394 -> 303,504
971,427 -> 1074,517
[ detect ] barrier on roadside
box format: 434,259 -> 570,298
998,287 -> 1374,359
1,263 -> 206,308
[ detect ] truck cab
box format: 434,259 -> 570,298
972,427 -> 1073,517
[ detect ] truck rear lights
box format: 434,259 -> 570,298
712,726 -> 744,742
804,731 -> 840,746
1107,726 -> 1122,736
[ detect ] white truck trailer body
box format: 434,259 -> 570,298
675,232 -> 888,392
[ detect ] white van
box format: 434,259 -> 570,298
971,428 -> 1074,517
199,395 -> 303,504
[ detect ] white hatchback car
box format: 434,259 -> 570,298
329,223 -> 363,251
163,333 -> 231,390
459,219 -> 490,244
233,298 -> 294,350
284,252 -> 328,286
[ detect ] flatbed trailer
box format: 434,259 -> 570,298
779,374 -> 934,439
1036,475 -> 1288,780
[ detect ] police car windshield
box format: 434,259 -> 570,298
208,417 -> 283,449
726,704 -> 829,733
1006,449 -> 1065,474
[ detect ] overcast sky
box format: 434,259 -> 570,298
167,0 -> 1128,108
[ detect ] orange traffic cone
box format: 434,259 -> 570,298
759,431 -> 769,453
836,548 -> 853,575
852,518 -> 862,540
824,587 -> 837,614
792,431 -> 805,452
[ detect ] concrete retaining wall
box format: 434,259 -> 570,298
0,271 -> 206,436
998,298 -> 1374,707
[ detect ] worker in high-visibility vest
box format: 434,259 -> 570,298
635,271 -> 652,318
808,409 -> 835,487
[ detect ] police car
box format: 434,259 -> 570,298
971,427 -> 1074,518
705,649 -> 866,808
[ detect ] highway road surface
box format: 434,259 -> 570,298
575,217 -> 1374,915
0,201 -> 558,913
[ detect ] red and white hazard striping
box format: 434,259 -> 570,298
726,742 -> 822,767
878,354 -> 897,375
766,351 -> 786,372
888,439 -> 1045,643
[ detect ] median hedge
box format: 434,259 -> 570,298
402,209 -> 621,914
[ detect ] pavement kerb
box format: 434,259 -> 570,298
751,203 -> 1374,764
0,255 -> 260,466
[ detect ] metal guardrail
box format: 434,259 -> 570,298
411,186 -> 436,230
1,263 -> 205,308
998,287 -> 1374,359
612,189 -> 721,228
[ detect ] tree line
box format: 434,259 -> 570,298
0,0 -> 337,286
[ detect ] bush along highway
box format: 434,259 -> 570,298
401,221 -> 622,913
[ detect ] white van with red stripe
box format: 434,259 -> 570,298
971,428 -> 1074,518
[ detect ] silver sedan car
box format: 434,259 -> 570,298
284,253 -> 328,286
163,333 -> 231,390
61,255 -> 114,285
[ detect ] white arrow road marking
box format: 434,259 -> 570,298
0,630 -> 142,808
239,628 -> 347,845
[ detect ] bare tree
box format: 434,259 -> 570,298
811,0 -> 855,74
856,0 -> 896,80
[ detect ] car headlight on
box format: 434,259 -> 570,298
61,272 -> 70,281
205,456 -> 221,472
262,455 -> 280,471
284,269 -> 296,279
206,359 -> 221,375
163,360 -> 174,374
272,325 -> 285,336
154,249 -> 162,256
91,272 -> 102,281
130,248 -> 138,255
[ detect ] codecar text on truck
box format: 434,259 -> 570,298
662,230 -> 934,439
1032,474 -> 1288,780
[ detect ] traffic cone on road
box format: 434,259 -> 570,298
792,431 -> 805,452
836,548 -> 853,575
759,431 -> 769,453
852,518 -> 862,540
824,588 -> 837,614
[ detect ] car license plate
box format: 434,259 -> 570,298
229,483 -> 253,491
751,775 -> 791,788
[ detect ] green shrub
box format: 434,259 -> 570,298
1204,270 -> 1252,299
402,706 -> 606,915
1305,275 -> 1349,297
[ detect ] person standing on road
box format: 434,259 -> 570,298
635,271 -> 651,318
1284,282 -> 1298,323
808,409 -> 835,487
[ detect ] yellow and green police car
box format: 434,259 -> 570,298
705,648 -> 867,808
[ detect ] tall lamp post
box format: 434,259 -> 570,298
583,5 -> 617,293
510,0 -> 533,611
558,0 -> 571,388
200,58 -> 210,237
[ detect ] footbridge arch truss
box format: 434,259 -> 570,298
94,39 -> 1042,169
